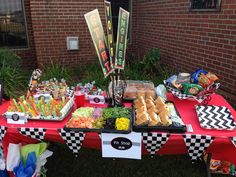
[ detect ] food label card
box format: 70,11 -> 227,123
88,95 -> 105,104
102,132 -> 141,160
4,112 -> 27,124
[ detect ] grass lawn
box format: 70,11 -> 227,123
46,143 -> 227,177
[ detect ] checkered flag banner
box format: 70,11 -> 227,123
230,137 -> 236,147
142,132 -> 170,155
183,134 -> 214,162
0,126 -> 7,141
0,126 -> 8,153
164,81 -> 220,103
166,85 -> 206,103
58,129 -> 85,157
19,127 -> 46,141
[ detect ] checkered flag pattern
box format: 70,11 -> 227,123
19,127 -> 46,141
67,89 -> 74,98
164,81 -> 220,103
183,134 -> 214,162
230,137 -> 236,148
142,132 -> 170,155
196,105 -> 236,130
166,85 -> 206,103
58,129 -> 85,157
0,126 -> 7,153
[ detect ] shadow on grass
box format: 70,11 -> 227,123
46,143 -> 227,177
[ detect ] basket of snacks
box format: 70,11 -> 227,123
164,68 -> 220,104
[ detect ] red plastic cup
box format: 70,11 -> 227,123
75,91 -> 85,108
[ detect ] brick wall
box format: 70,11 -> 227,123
15,0 -> 36,68
29,0 -> 136,67
29,0 -> 106,67
132,0 -> 236,106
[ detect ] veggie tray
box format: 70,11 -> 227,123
64,106 -> 132,134
132,96 -> 186,133
4,92 -> 74,122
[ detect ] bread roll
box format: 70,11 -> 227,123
136,112 -> 149,125
155,96 -> 166,110
148,112 -> 162,126
156,105 -> 168,114
146,89 -> 156,99
147,105 -> 157,114
134,98 -> 146,109
146,96 -> 154,102
159,110 -> 172,126
146,100 -> 155,109
135,106 -> 147,115
137,88 -> 146,98
124,86 -> 137,99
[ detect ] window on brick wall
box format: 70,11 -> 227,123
190,0 -> 222,11
0,0 -> 28,48
109,0 -> 131,42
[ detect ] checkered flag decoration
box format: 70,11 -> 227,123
164,81 -> 220,103
19,127 -> 46,141
0,126 -> 7,141
165,85 -> 206,103
58,129 -> 85,157
183,134 -> 214,162
142,132 -> 170,155
0,126 -> 8,152
230,137 -> 236,147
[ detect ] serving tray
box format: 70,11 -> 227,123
132,101 -> 186,133
63,107 -> 133,134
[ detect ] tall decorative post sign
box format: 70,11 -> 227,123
104,1 -> 115,67
84,9 -> 113,78
115,8 -> 130,70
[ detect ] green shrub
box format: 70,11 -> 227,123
41,61 -> 74,86
75,48 -> 174,89
0,48 -> 21,68
125,49 -> 174,86
75,61 -> 109,90
0,48 -> 27,98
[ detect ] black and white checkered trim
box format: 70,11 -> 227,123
59,129 -> 85,157
164,81 -> 220,103
0,126 -> 7,141
230,137 -> 236,148
67,90 -> 74,98
142,132 -> 170,155
0,126 -> 7,153
19,127 -> 46,141
183,134 -> 214,162
166,86 -> 206,103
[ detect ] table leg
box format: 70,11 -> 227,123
205,153 -> 212,177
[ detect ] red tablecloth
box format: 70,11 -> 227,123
0,94 -> 236,166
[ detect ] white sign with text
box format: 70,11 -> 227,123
102,132 -> 142,160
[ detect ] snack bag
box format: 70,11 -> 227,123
198,73 -> 211,88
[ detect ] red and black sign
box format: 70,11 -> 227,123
85,9 -> 113,78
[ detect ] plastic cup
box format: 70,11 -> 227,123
75,91 -> 85,108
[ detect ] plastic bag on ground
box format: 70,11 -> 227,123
21,143 -> 47,164
14,152 -> 37,177
6,143 -> 21,171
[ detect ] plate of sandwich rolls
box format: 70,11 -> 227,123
132,96 -> 186,133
